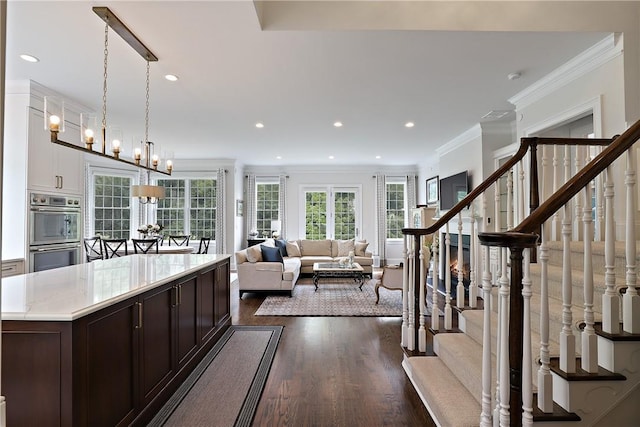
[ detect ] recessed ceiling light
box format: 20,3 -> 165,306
164,74 -> 179,82
375,155 -> 381,159
276,155 -> 282,160
328,155 -> 335,160
255,122 -> 264,128
405,122 -> 415,128
333,121 -> 343,128
20,54 -> 39,63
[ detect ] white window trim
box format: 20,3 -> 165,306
86,165 -> 141,238
299,185 -> 362,240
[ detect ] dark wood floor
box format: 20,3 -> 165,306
231,279 -> 437,426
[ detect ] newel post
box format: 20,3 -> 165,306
478,231 -> 538,427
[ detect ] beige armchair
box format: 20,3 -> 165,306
375,264 -> 404,304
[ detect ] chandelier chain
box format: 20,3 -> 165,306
145,60 -> 150,145
102,21 -> 109,153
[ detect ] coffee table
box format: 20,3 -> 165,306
312,262 -> 365,291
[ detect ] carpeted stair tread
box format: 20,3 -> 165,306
433,332 -> 488,405
403,356 -> 482,427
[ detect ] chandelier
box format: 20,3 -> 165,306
44,7 -> 173,184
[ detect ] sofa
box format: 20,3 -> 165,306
235,238 -> 373,297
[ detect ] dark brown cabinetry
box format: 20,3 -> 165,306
2,258 -> 231,427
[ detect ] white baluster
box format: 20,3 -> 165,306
444,224 -> 453,330
522,249 -> 533,427
469,203 -> 478,308
431,234 -> 440,331
552,145 -> 560,241
603,166 -> 620,334
498,247 -> 510,426
560,203 -> 576,373
480,244 -> 494,427
582,175 -> 598,372
537,224 -> 553,412
419,235 -> 427,352
507,169 -> 514,230
408,237 -> 416,351
402,235 -> 409,347
457,212 -> 465,308
595,147 -> 605,241
623,147 -> 639,333
573,146 -> 583,241
518,159 -> 525,225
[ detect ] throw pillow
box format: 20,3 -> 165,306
286,240 -> 301,257
274,239 -> 288,257
260,245 -> 284,263
337,239 -> 355,256
262,238 -> 277,248
246,245 -> 263,263
355,241 -> 369,256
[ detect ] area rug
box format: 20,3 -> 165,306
147,325 -> 282,427
254,277 -> 404,317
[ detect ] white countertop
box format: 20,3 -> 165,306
2,254 -> 230,322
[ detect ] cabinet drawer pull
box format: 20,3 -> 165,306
60,175 -> 64,189
178,285 -> 182,305
2,266 -> 14,271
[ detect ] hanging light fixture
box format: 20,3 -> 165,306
45,7 -> 173,177
131,58 -> 166,204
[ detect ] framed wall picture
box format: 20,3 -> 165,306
426,175 -> 439,205
236,199 -> 244,217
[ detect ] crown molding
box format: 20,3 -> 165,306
436,123 -> 482,157
509,33 -> 621,110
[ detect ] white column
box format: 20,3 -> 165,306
407,236 -> 416,351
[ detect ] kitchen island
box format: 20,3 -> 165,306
1,253 -> 231,427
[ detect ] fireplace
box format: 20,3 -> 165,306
437,233 -> 471,295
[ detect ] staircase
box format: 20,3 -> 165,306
401,122 -> 640,426
403,240 -> 640,426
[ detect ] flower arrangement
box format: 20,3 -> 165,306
137,224 -> 163,236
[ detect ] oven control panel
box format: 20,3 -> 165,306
30,193 -> 81,208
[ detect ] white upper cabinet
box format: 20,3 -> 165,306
27,107 -> 83,195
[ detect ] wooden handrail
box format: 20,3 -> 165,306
402,138 -> 533,236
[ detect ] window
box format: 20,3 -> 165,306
157,178 -> 216,238
386,182 -> 406,239
302,186 -> 360,240
256,182 -> 279,237
92,173 -> 134,239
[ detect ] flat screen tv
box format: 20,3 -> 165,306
439,171 -> 469,210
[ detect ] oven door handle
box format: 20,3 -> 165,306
30,243 -> 81,252
30,207 -> 80,213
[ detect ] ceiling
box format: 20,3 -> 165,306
5,1 -> 612,167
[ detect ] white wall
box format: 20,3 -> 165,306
512,34 -> 631,238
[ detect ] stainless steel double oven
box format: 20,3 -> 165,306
29,193 -> 81,272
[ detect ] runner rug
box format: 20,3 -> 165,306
254,277 -> 405,317
148,325 -> 282,427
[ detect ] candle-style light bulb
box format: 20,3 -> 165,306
49,115 -> 61,132
152,154 -> 159,169
134,148 -> 142,165
112,139 -> 121,158
166,159 -> 173,173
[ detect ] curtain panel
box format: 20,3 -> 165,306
375,173 -> 386,263
215,168 -> 227,254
